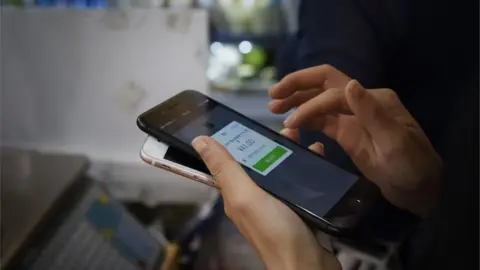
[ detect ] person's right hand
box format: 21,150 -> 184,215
268,65 -> 443,217
191,136 -> 341,270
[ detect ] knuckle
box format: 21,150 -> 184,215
283,73 -> 297,85
380,88 -> 400,101
210,159 -> 234,178
320,64 -> 334,71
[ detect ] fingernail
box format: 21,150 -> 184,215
192,137 -> 208,153
283,114 -> 295,127
348,80 -> 366,99
318,142 -> 324,150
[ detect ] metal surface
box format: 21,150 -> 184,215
0,147 -> 89,268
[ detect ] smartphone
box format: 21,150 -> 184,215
140,136 -> 214,187
137,90 -> 380,235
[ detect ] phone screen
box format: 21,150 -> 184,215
153,95 -> 360,219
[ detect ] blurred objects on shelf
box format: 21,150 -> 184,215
108,0 -> 166,8
207,40 -> 277,93
199,0 -> 290,35
201,0 -> 297,94
110,0 -> 153,8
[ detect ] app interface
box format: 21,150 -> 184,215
211,121 -> 292,176
172,105 -> 358,217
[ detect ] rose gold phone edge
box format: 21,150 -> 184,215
140,137 -> 217,188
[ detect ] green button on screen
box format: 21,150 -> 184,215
253,146 -> 287,172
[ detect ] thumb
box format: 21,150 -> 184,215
345,80 -> 400,138
191,136 -> 256,197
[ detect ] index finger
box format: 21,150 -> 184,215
269,65 -> 350,99
284,88 -> 352,129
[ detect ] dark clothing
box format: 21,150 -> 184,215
278,0 -> 477,162
276,0 -> 479,268
400,71 -> 479,270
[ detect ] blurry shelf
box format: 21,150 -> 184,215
208,90 -> 291,122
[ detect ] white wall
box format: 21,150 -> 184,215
1,8 -> 216,204
1,8 -> 208,162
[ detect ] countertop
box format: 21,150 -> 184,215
0,147 -> 89,267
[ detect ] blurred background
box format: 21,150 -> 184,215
1,1 -> 458,270
1,1 -> 295,200
0,2 -> 303,270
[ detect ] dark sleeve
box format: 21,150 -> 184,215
295,0 -> 411,88
400,70 -> 479,270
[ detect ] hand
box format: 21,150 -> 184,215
268,65 -> 443,217
191,136 -> 340,270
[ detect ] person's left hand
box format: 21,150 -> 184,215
191,136 -> 340,270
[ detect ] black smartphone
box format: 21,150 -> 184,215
137,90 -> 380,236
